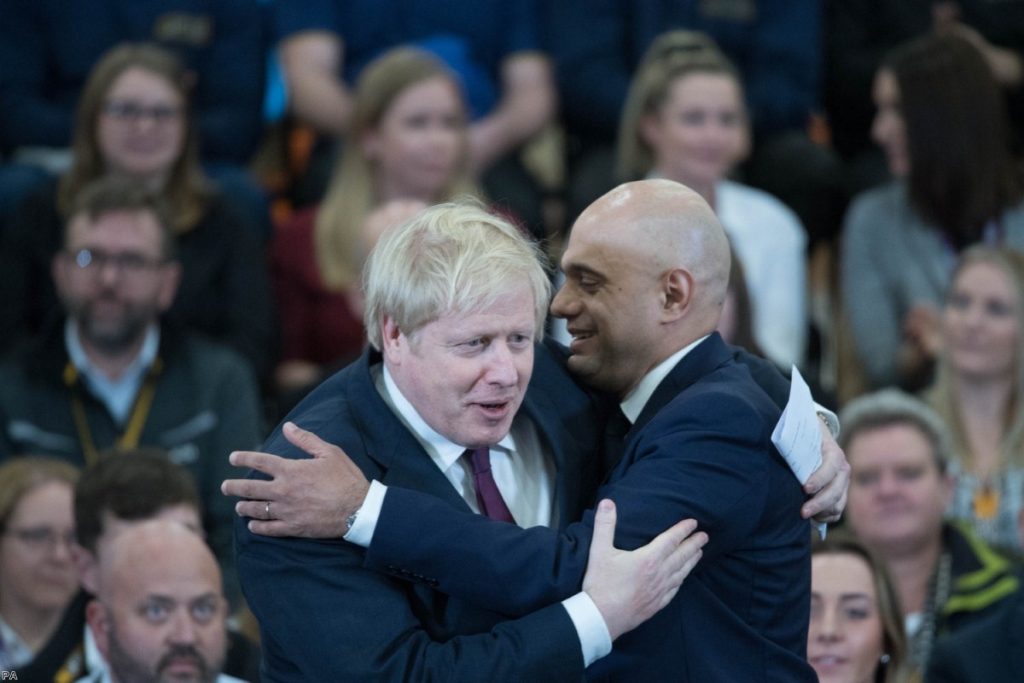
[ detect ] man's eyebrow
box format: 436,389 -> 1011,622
564,263 -> 605,279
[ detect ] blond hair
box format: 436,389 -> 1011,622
315,48 -> 477,290
926,246 -> 1024,469
617,30 -> 741,181
362,200 -> 550,349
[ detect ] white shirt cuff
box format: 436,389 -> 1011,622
562,591 -> 613,667
344,479 -> 387,546
814,403 -> 839,438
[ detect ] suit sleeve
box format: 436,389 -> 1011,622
366,392 -> 777,615
235,432 -> 586,682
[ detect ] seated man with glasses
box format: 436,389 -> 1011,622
0,176 -> 262,609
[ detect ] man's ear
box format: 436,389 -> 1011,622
86,599 -> 112,659
379,314 -> 404,364
661,268 -> 693,322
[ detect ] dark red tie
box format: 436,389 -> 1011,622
465,447 -> 516,524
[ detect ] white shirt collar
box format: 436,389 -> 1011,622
620,335 -> 709,424
381,365 -> 516,471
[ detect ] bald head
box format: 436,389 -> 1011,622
90,520 -> 227,683
97,520 -> 221,598
577,180 -> 730,319
552,179 -> 732,396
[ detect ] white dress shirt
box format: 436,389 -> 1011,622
346,364 -> 612,666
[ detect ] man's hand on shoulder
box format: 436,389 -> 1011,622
583,500 -> 708,640
221,422 -> 370,538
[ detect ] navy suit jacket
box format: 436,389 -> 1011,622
366,334 -> 816,681
234,343 -> 602,681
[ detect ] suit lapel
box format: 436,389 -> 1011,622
631,333 -> 733,435
345,349 -> 474,514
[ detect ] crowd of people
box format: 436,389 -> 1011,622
2,1 -> 1024,682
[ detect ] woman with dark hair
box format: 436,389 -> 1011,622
0,43 -> 274,379
841,33 -> 1024,390
809,531 -> 910,683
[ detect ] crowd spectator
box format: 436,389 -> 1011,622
0,44 -> 276,380
0,177 -> 263,600
841,34 -> 1024,390
544,0 -> 846,245
274,0 -> 554,231
618,30 -> 807,368
0,0 -> 268,237
825,0 -> 1024,186
18,450 -> 259,682
809,531 -> 910,683
0,457 -> 79,670
841,389 -> 1019,675
271,48 -> 475,400
80,520 -> 246,682
923,247 -> 1024,554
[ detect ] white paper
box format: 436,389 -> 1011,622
771,366 -> 827,539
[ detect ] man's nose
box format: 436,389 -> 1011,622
484,342 -> 518,385
167,612 -> 199,644
550,283 -> 578,319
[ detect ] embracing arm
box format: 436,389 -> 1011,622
237,518 -> 584,682
365,400 -> 767,616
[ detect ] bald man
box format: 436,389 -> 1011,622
228,180 -> 820,680
79,521 -> 240,683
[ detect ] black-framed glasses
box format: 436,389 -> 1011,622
103,99 -> 183,124
69,248 -> 167,277
4,525 -> 77,551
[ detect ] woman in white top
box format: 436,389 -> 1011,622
617,30 -> 807,368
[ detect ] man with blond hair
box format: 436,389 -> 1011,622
232,201 -> 708,681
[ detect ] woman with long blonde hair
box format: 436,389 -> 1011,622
272,47 -> 477,395
925,246 -> 1024,554
618,30 -> 807,369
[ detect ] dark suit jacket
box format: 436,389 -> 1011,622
234,343 -> 602,682
366,333 -> 816,681
926,589 -> 1024,683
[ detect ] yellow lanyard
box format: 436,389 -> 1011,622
63,358 -> 163,466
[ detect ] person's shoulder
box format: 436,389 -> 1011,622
848,181 -> 906,219
718,180 -> 806,243
657,344 -> 779,428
